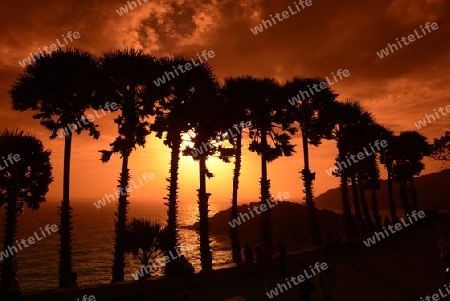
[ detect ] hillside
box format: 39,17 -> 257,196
314,169 -> 450,211
186,201 -> 346,249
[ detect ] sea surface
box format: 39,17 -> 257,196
0,197 -> 232,293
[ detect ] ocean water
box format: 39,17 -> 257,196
0,197 -> 232,293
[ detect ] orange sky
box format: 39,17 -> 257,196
1,0 -> 449,206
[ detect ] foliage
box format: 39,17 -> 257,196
430,131 -> 450,170
124,218 -> 165,272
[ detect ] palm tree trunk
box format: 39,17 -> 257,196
198,155 -> 212,270
340,174 -> 355,237
164,137 -> 181,275
358,178 -> 374,233
230,133 -> 242,263
387,167 -> 398,223
399,180 -> 411,215
0,198 -> 18,294
300,133 -> 321,245
409,178 -> 419,211
351,175 -> 365,235
59,132 -> 73,288
260,130 -> 273,251
371,189 -> 382,230
112,153 -> 130,282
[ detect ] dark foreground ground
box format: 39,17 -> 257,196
22,214 -> 450,300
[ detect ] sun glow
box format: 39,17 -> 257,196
179,131 -> 233,171
181,131 -> 195,149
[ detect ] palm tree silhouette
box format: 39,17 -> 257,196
393,131 -> 430,214
353,146 -> 381,232
99,48 -> 161,282
241,76 -> 295,251
220,76 -> 256,264
379,129 -> 398,223
182,63 -> 225,270
364,154 -> 382,229
283,77 -> 338,245
344,123 -> 383,234
0,129 -> 52,293
364,123 -> 393,229
151,55 -> 206,274
9,48 -> 103,288
332,100 -> 374,237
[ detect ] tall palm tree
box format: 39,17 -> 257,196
393,131 -> 430,214
9,48 -> 103,288
356,164 -> 376,233
404,132 -> 430,212
220,77 -> 255,264
331,100 -> 375,237
327,150 -> 355,237
283,77 -> 338,245
365,124 -> 393,229
150,55 -> 207,274
239,76 -> 295,251
349,173 -> 366,234
0,129 -> 52,293
181,63 -> 225,270
379,129 -> 398,223
345,123 -> 386,234
364,156 -> 382,229
99,49 -> 161,282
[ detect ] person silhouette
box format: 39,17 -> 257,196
8,271 -> 22,301
244,243 -> 254,266
65,272 -> 78,301
438,233 -> 450,278
277,240 -> 287,275
181,290 -> 191,301
255,245 -> 262,263
299,263 -> 315,301
180,255 -> 194,287
135,277 -> 145,301
319,257 -> 335,301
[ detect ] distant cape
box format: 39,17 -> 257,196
314,169 -> 450,211
183,170 -> 450,248
185,201 -> 345,248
